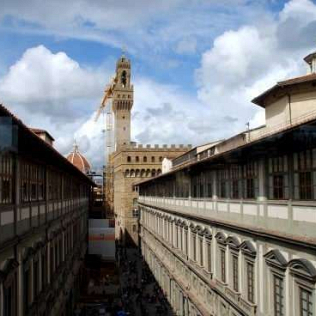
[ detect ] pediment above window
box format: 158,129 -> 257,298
215,231 -> 227,245
176,219 -> 182,226
264,249 -> 287,269
240,240 -> 256,257
202,228 -> 212,240
192,225 -> 203,235
226,236 -> 241,250
288,258 -> 316,282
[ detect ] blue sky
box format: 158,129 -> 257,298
0,0 -> 315,169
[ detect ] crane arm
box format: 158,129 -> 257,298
94,74 -> 118,122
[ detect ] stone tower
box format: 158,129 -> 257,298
112,54 -> 134,150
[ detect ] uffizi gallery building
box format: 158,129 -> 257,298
0,105 -> 93,316
137,51 -> 316,315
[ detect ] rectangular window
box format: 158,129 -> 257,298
192,235 -> 196,261
220,249 -> 226,283
244,162 -> 257,199
199,238 -> 203,266
273,175 -> 284,199
59,238 -> 63,263
247,262 -> 255,303
295,150 -> 314,200
207,243 -> 212,272
38,166 -> 45,200
232,255 -> 239,292
184,230 -> 188,255
0,154 -> 13,205
42,251 -> 46,289
33,259 -> 39,298
273,275 -> 284,316
4,283 -> 14,316
231,165 -> 242,199
218,169 -> 228,198
50,245 -> 54,278
232,180 -> 239,199
20,162 -> 28,202
299,287 -> 313,316
55,242 -> 58,268
206,171 -> 213,198
23,267 -> 30,314
246,178 -> 255,199
269,156 -> 288,200
299,172 -> 312,200
30,165 -> 37,201
179,228 -> 183,251
175,226 -> 179,248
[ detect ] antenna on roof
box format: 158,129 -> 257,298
246,122 -> 250,142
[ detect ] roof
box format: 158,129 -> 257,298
0,103 -> 95,186
30,128 -> 55,141
252,73 -> 316,107
304,51 -> 316,64
67,143 -> 91,174
136,116 -> 316,186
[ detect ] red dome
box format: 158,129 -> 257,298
66,143 -> 91,174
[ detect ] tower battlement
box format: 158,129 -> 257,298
131,143 -> 192,150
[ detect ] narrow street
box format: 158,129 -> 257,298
117,247 -> 174,316
74,247 -> 174,315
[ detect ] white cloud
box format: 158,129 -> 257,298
0,45 -> 105,106
1,0 -> 316,171
0,0 -> 265,56
195,0 -> 316,132
0,46 -> 108,169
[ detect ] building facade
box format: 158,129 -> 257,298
113,144 -> 191,245
104,54 -> 191,245
0,105 -> 93,316
137,52 -> 316,315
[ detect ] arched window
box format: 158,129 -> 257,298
146,169 -> 151,177
157,169 -> 162,175
136,156 -> 139,162
127,156 -> 131,163
130,169 -> 135,177
141,169 -> 146,177
151,156 -> 155,162
124,170 -> 130,177
159,156 -> 163,162
151,169 -> 156,177
135,169 -> 140,177
121,70 -> 127,87
143,157 -> 147,163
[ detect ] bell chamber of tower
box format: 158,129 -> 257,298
112,55 -> 134,150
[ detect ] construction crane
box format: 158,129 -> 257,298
95,74 -> 118,217
95,74 -> 118,162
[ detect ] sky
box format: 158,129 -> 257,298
0,0 -> 316,171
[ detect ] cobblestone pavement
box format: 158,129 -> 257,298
118,247 -> 174,316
